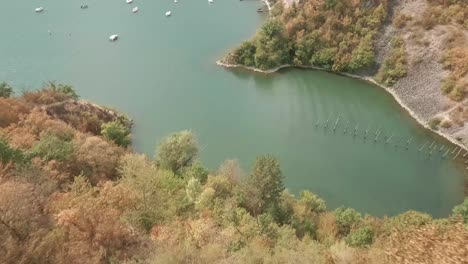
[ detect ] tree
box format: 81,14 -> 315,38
31,134 -> 74,162
334,207 -> 361,235
155,130 -> 199,174
0,82 -> 13,98
300,191 -> 326,213
345,226 -> 374,247
0,138 -> 29,165
47,81 -> 79,99
254,19 -> 291,70
101,121 -> 131,147
452,198 -> 468,223
248,155 -> 285,215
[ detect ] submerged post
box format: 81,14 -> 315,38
454,148 -> 462,160
418,142 -> 427,152
333,116 -> 340,131
324,118 -> 330,129
315,119 -> 319,127
463,151 -> 468,158
344,121 -> 350,134
439,145 -> 444,152
452,147 -> 458,154
442,148 -> 451,158
386,133 -> 394,144
353,124 -> 359,137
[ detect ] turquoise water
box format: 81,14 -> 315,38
0,0 -> 464,217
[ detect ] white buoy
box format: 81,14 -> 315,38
208,0 -> 213,3
109,34 -> 119,41
165,11 -> 171,16
132,6 -> 138,13
126,0 -> 133,4
35,7 -> 44,12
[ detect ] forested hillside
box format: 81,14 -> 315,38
0,83 -> 467,263
224,0 -> 388,71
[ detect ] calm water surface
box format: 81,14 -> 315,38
0,0 -> 465,217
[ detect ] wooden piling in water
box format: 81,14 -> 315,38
333,116 -> 340,131
442,148 -> 451,158
463,151 -> 468,158
454,148 -> 462,160
418,142 -> 427,152
386,134 -> 393,144
438,145 -> 444,152
452,147 -> 458,154
324,118 -> 329,128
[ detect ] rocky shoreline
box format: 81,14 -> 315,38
216,60 -> 467,151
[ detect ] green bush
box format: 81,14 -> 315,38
155,130 -> 199,174
345,226 -> 374,247
0,138 -> 29,165
47,82 -> 79,99
184,161 -> 209,184
334,207 -> 362,235
452,198 -> 468,223
0,82 -> 13,98
31,135 -> 74,162
376,36 -> 408,86
428,117 -> 442,130
389,210 -> 432,230
101,121 -> 131,147
300,191 -> 326,213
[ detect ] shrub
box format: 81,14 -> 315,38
47,82 -> 79,100
184,161 -> 209,184
101,121 -> 131,147
393,13 -> 412,28
334,207 -> 362,235
429,117 -> 442,130
0,82 -> 13,98
442,78 -> 456,94
345,226 -> 374,247
440,119 -> 453,129
376,36 -> 408,86
155,130 -> 198,174
31,135 -> 74,162
0,138 -> 29,165
300,191 -> 326,213
452,197 -> 468,223
389,210 -> 432,230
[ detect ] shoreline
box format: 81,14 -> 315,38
216,60 -> 468,152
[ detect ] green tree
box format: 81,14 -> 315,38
248,155 -> 285,215
184,161 -> 209,184
345,226 -> 374,247
300,191 -> 326,213
334,206 -> 362,235
31,135 -> 74,162
254,20 -> 291,70
0,82 -> 13,98
101,121 -> 131,147
47,82 -> 79,99
155,130 -> 199,174
233,41 -> 257,67
0,138 -> 28,165
452,198 -> 468,223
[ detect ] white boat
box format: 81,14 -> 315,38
165,11 -> 171,16
132,6 -> 138,13
208,0 -> 213,3
109,34 -> 119,41
35,7 -> 44,12
174,0 -> 178,2
80,4 -> 88,9
126,0 -> 133,4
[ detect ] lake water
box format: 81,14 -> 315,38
0,0 -> 465,217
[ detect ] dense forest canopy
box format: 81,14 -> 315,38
225,0 -> 388,71
0,84 -> 467,263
